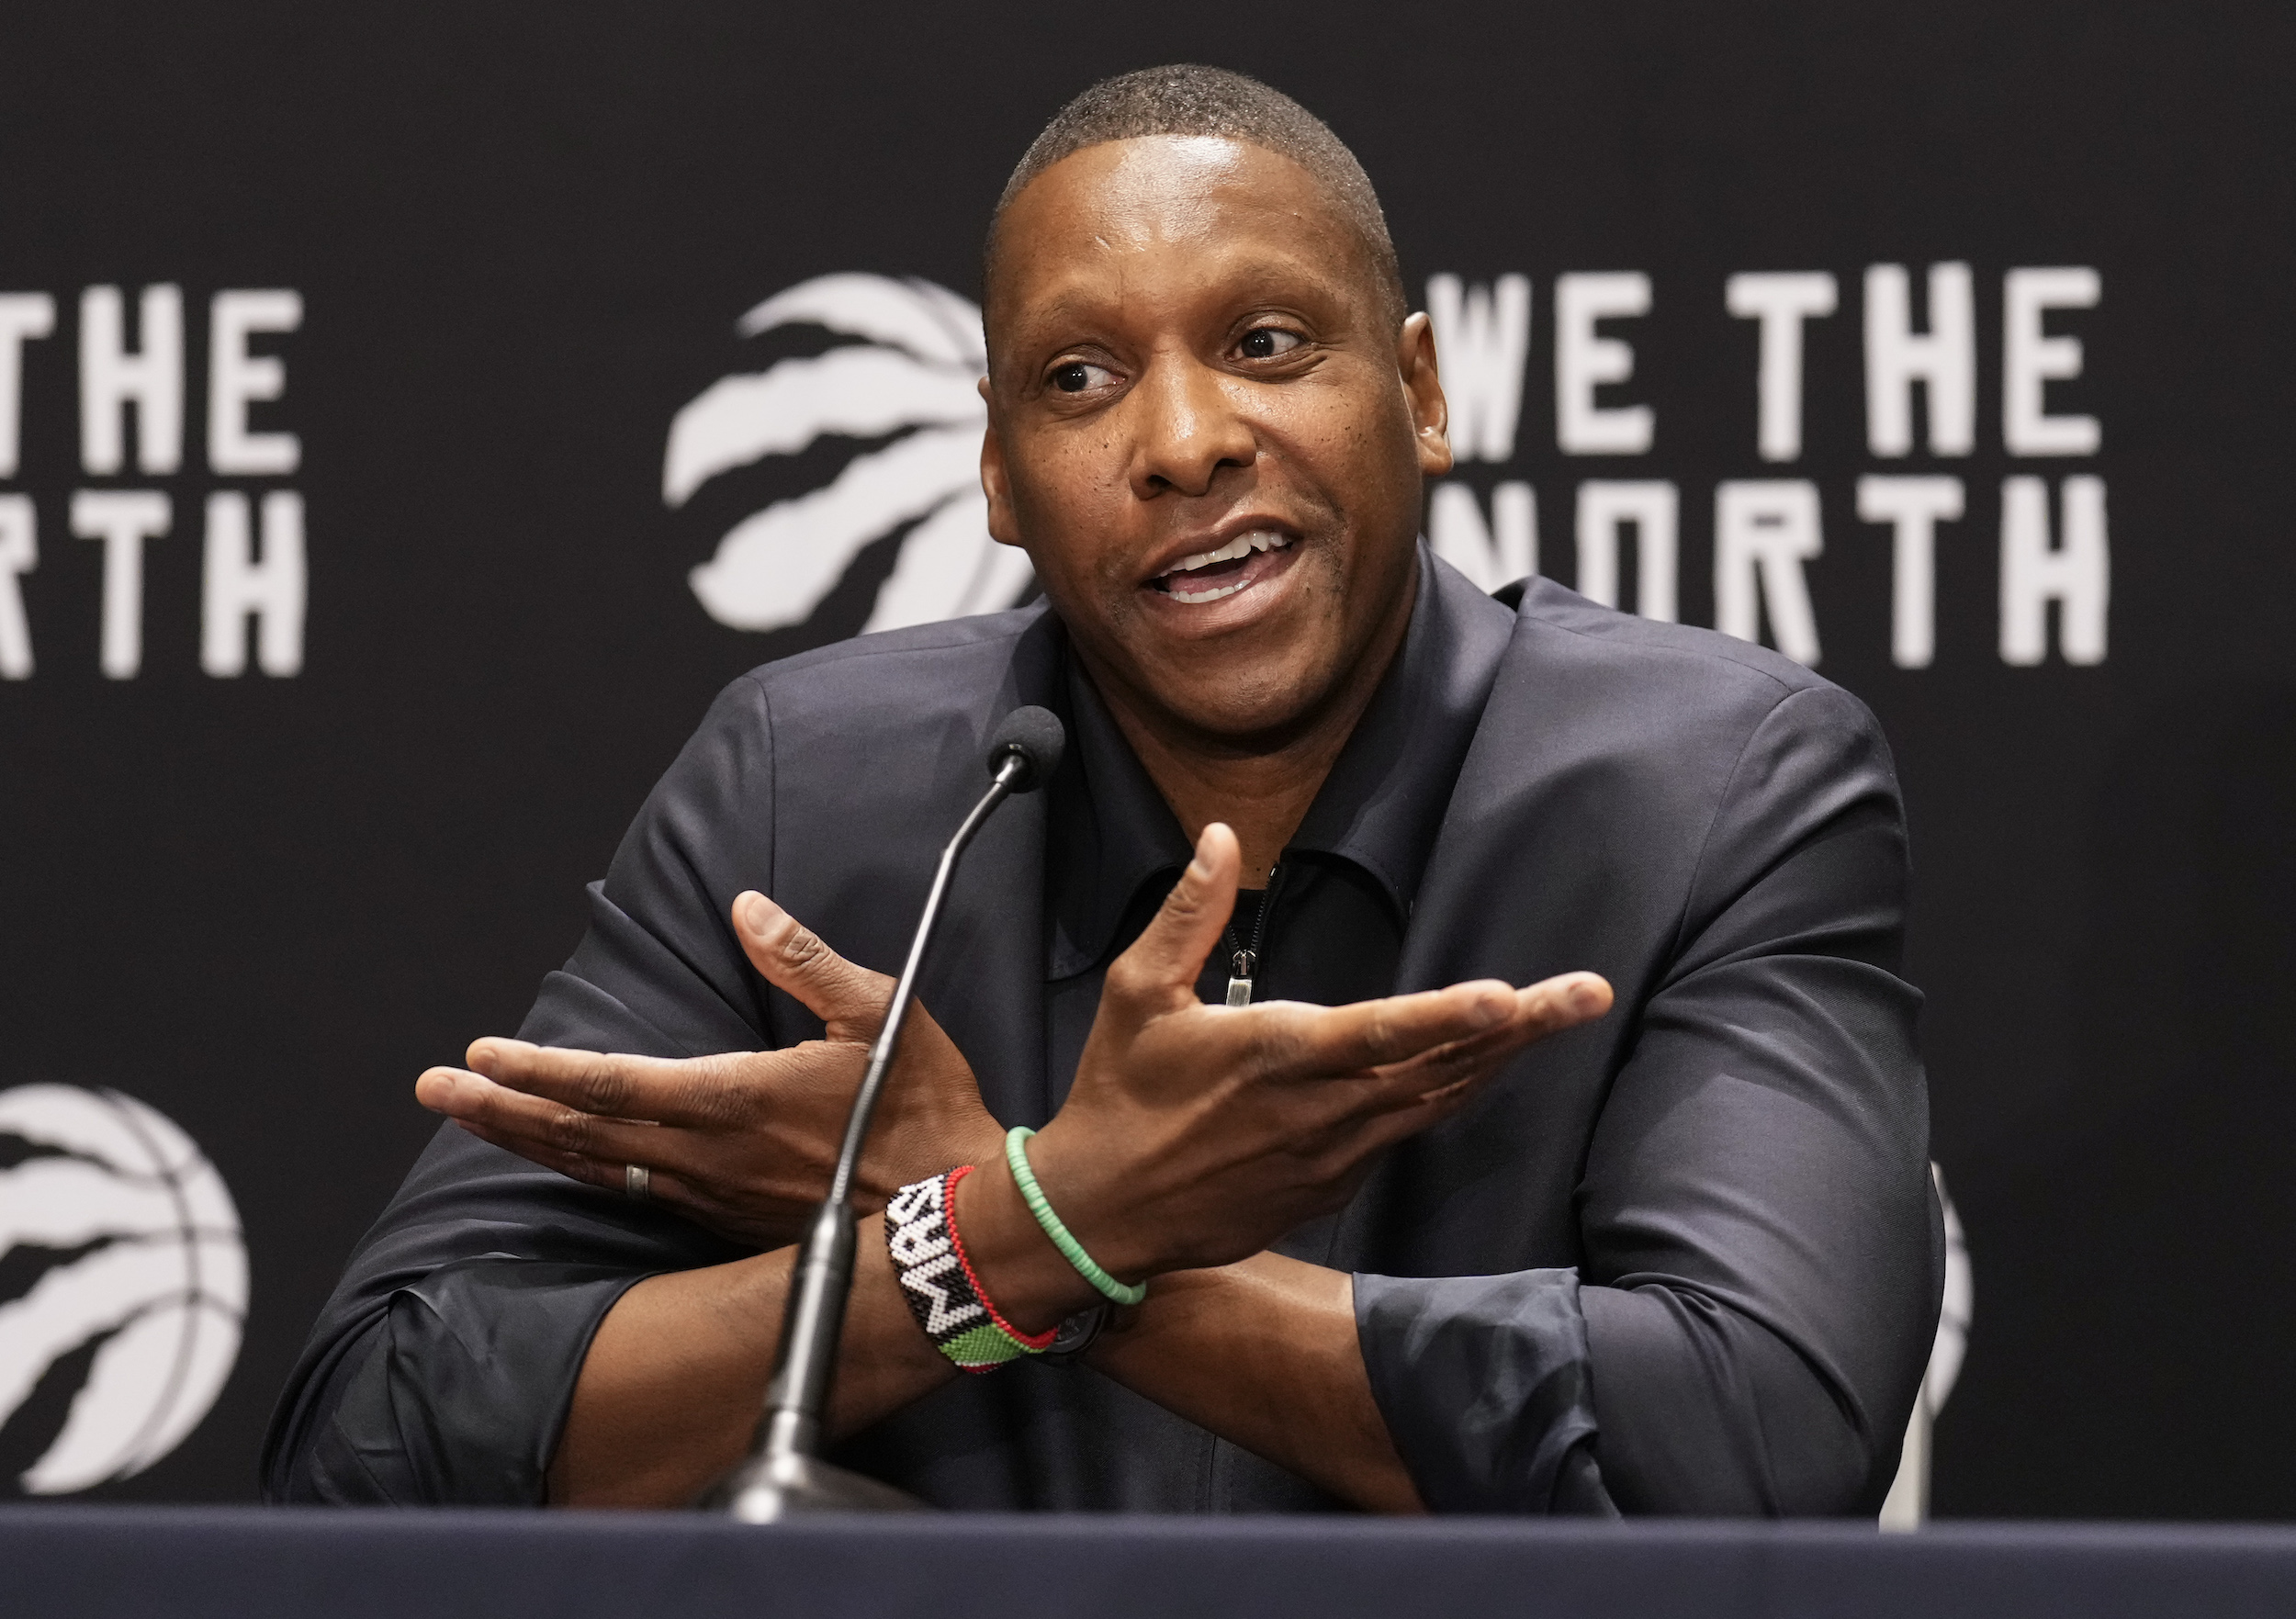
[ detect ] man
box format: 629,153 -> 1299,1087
266,65 -> 1940,1515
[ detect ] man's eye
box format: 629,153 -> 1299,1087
1051,361 -> 1113,393
1238,327 -> 1304,360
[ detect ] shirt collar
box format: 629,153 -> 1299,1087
1043,645 -> 1195,982
1042,545 -> 1517,981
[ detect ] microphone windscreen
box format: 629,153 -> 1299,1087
986,705 -> 1066,793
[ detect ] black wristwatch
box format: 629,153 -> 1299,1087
1036,1302 -> 1112,1366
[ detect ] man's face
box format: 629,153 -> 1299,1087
981,136 -> 1449,748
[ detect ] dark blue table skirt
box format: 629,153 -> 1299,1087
8,1509 -> 2296,1619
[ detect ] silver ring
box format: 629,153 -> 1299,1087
625,1164 -> 651,1202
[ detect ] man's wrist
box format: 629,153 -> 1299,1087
957,1116 -> 1009,1177
948,1148 -> 1109,1335
1017,1117 -> 1169,1278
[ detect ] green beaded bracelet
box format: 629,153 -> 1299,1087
1004,1126 -> 1147,1306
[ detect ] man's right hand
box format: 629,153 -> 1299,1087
962,822 -> 1613,1321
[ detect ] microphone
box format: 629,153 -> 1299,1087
703,705 -> 1065,1521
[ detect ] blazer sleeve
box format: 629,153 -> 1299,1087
1356,682 -> 1941,1515
261,673 -> 782,1504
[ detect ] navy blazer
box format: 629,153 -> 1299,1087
264,558 -> 1942,1515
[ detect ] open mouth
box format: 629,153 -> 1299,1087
1149,530 -> 1295,604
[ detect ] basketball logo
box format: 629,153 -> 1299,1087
0,1085 -> 245,1494
665,272 -> 1033,636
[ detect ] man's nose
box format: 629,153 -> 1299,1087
1127,352 -> 1257,500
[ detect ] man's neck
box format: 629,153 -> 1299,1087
1080,584 -> 1417,889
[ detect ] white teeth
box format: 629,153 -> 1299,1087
1168,579 -> 1250,605
1166,530 -> 1285,577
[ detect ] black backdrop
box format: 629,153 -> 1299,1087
2,1 -> 2290,1519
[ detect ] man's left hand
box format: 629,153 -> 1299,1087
412,891 -> 1004,1249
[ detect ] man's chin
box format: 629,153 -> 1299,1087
1113,654 -> 1356,749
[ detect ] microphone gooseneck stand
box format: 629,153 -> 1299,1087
701,706 -> 1065,1521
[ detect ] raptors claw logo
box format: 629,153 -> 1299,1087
664,273 -> 1034,635
0,1085 -> 245,1495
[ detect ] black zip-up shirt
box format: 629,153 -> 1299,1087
264,551 -> 1941,1515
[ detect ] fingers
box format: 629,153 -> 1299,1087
419,1061 -> 811,1246
417,1062 -> 683,1168
444,1108 -> 710,1215
1405,973 -> 1612,1064
1254,978 -> 1519,1074
1244,971 -> 1613,1086
1105,823 -> 1240,1015
732,891 -> 891,1037
1356,973 -> 1615,1108
458,1038 -> 728,1129
1535,971 -> 1613,1028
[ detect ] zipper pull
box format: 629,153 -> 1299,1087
1225,949 -> 1257,1007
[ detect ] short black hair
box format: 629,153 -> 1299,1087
986,64 -> 1407,333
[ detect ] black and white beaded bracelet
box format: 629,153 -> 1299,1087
885,1166 -> 1055,1372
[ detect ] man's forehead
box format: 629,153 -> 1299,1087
1041,135 -> 1313,222
989,136 -> 1368,326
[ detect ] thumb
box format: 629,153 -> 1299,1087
1107,822 -> 1240,1016
733,891 -> 890,1039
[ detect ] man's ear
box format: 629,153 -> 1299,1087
978,376 -> 1025,547
1400,312 -> 1455,478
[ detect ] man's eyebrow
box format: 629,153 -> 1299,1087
1006,289 -> 1115,335
1003,252 -> 1355,338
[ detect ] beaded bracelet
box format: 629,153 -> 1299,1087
886,1165 -> 1055,1373
1004,1127 -> 1148,1306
